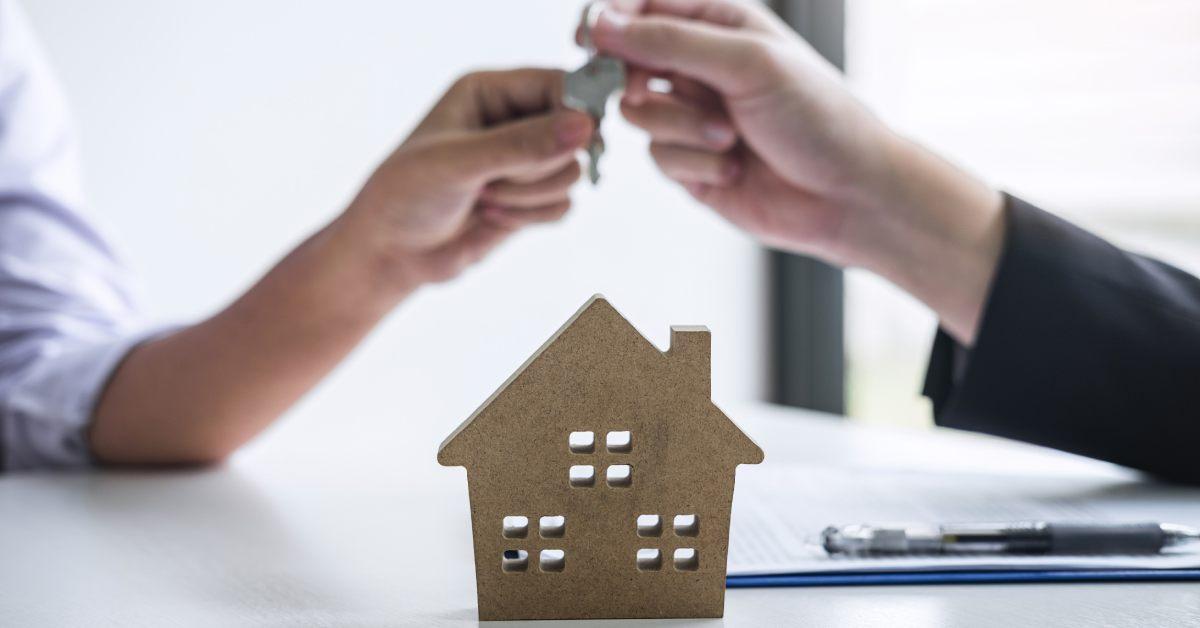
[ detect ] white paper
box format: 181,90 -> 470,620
728,465 -> 1200,575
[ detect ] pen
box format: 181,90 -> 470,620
821,521 -> 1200,555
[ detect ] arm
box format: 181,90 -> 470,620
924,196 -> 1200,484
596,0 -> 1200,480
593,1 -> 1004,345
90,70 -> 593,465
88,215 -> 406,465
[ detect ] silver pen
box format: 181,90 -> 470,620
821,521 -> 1200,555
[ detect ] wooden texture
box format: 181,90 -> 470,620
438,296 -> 764,621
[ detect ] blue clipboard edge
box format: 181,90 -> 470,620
727,569 -> 1200,588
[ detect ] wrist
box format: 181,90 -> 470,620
836,130 -> 1006,344
323,208 -> 427,304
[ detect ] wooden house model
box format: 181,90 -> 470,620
438,296 -> 763,620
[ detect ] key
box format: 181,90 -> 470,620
565,55 -> 624,184
563,2 -> 626,184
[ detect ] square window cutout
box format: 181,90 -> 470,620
636,548 -> 662,571
569,465 -> 595,487
674,548 -> 699,571
606,430 -> 632,453
673,514 -> 699,537
502,515 -> 529,539
502,549 -> 528,572
540,549 -> 566,572
568,431 -> 595,453
637,514 -> 662,537
540,515 -> 566,538
606,464 -> 632,488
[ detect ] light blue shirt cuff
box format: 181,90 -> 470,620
1,326 -> 172,470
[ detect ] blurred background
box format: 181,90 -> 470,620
21,0 -> 1200,467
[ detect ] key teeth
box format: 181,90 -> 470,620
563,52 -> 624,188
587,136 -> 605,185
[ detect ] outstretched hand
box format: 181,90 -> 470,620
343,68 -> 594,288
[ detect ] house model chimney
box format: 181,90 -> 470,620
669,325 -> 710,396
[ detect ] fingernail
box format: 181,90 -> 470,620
596,8 -> 631,36
702,121 -> 735,147
555,113 -> 591,148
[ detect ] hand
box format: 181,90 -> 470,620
594,0 -> 1004,343
593,0 -> 892,262
90,69 -> 595,466
341,68 -> 594,289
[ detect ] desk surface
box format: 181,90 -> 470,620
1,403 -> 1196,627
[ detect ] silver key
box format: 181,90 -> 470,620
563,2 -> 626,184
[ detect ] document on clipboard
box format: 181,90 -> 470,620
726,465 -> 1200,583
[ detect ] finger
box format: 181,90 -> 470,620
664,74 -> 723,106
575,0 -> 645,47
649,142 -> 741,186
575,0 -> 773,46
482,161 -> 582,207
592,9 -> 778,98
420,219 -> 515,282
624,68 -> 725,113
481,201 -> 572,229
452,68 -> 570,128
438,109 -> 593,181
638,0 -> 777,32
621,92 -> 736,151
622,66 -> 656,106
500,152 -> 579,186
610,0 -> 646,12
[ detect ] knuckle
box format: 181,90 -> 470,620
757,41 -> 791,77
739,38 -> 774,68
648,142 -> 671,163
621,102 -> 655,131
450,72 -> 480,94
705,2 -> 748,28
521,128 -> 559,160
618,98 -> 639,119
643,20 -> 683,51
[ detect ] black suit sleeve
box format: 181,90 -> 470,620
923,195 -> 1200,484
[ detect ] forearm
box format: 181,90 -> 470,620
86,68 -> 591,467
837,130 -> 1006,346
89,212 -> 415,465
924,197 -> 1200,483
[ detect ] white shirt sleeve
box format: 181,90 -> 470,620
0,1 -> 160,470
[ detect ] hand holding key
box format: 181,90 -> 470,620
594,0 -> 1004,345
343,69 -> 593,287
564,1 -> 627,184
592,0 -> 886,258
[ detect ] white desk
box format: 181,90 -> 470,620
1,403 -> 1197,627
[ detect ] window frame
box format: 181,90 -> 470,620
767,0 -> 847,415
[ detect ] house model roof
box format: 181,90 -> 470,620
438,295 -> 763,468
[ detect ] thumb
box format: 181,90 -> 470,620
592,8 -> 776,98
441,110 -> 594,181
